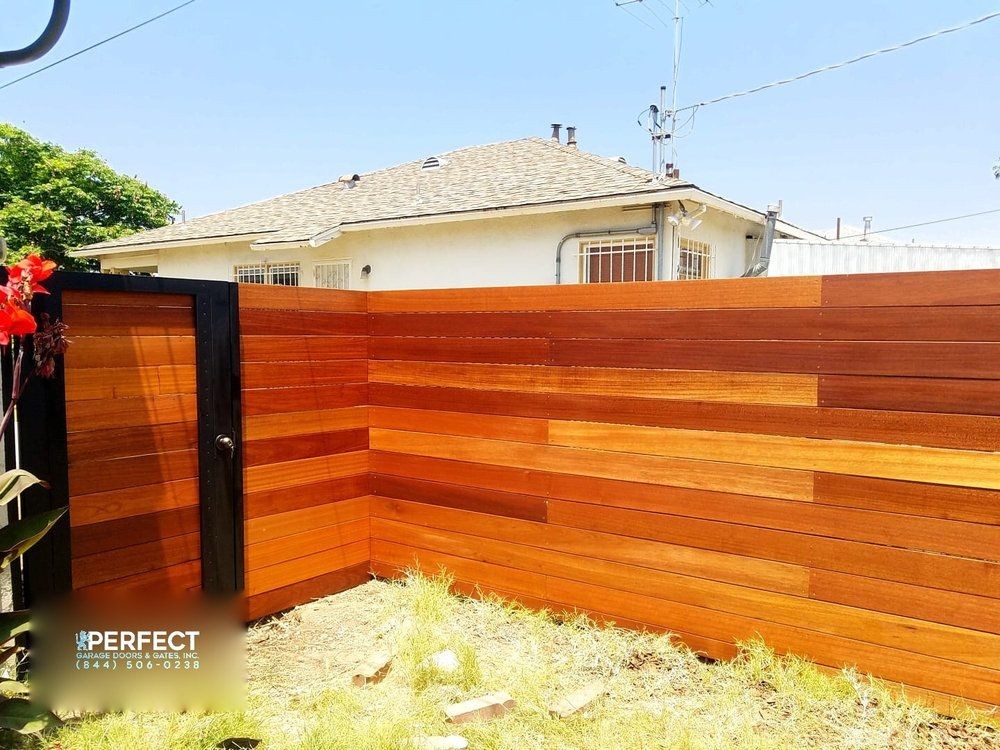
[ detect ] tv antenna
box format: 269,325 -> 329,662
618,0 -> 688,177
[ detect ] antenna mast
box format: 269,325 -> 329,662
665,0 -> 681,176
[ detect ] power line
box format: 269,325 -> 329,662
615,1 -> 657,30
837,207 -> 1000,240
676,9 -> 1000,113
0,0 -> 198,92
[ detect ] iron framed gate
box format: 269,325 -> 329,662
4,272 -> 244,607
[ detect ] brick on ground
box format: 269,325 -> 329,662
351,649 -> 393,687
444,692 -> 516,724
548,680 -> 606,718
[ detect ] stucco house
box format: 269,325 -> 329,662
75,131 -> 816,289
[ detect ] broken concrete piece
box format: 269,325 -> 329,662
410,736 -> 469,750
445,691 -> 515,723
351,649 -> 393,686
547,680 -> 606,718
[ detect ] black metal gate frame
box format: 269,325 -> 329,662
2,272 -> 244,607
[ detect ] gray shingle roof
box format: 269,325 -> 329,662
78,137 -> 689,253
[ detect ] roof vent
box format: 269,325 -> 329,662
421,156 -> 444,171
617,156 -> 627,164
338,173 -> 360,188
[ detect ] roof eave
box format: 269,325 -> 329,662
73,184 -> 803,255
73,231 -> 274,258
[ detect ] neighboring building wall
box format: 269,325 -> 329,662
770,240 -> 1000,277
102,206 -> 765,289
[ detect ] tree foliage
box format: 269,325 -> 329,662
0,124 -> 178,271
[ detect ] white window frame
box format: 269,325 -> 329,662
314,259 -> 353,290
578,236 -> 656,284
677,238 -> 713,280
234,261 -> 301,286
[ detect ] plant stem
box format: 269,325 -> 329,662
0,347 -> 31,439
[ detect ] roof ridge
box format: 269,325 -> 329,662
357,136 -> 539,179
531,136 -> 657,183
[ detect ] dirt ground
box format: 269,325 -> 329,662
240,575 -> 999,750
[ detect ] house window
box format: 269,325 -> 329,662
677,239 -> 713,280
579,237 -> 655,283
314,260 -> 352,290
234,262 -> 300,286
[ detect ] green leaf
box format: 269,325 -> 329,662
0,470 -> 46,508
0,681 -> 28,696
0,507 -> 67,569
0,611 -> 30,646
0,698 -> 61,733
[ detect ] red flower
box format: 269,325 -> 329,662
6,255 -> 55,299
0,302 -> 36,347
10,255 -> 56,284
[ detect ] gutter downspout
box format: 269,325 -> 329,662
655,203 -> 667,280
555,211 -> 659,284
742,206 -> 779,278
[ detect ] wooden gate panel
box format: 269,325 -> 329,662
62,290 -> 202,594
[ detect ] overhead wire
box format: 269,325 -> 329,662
836,207 -> 1000,240
615,2 -> 657,30
0,0 -> 198,92
675,9 -> 1000,112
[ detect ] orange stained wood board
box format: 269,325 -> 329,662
368,360 -> 819,406
246,517 -> 370,571
66,365 -> 197,401
370,497 -> 809,596
238,284 -> 368,312
369,276 -> 822,312
64,336 -> 196,369
546,420 -> 1000,489
244,407 -> 368,440
245,539 -> 370,595
244,496 -> 370,545
243,451 -> 370,493
368,429 -> 814,501
371,520 -> 1000,669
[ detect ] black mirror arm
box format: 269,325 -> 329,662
0,0 -> 71,69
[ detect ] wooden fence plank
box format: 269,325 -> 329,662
369,360 -> 819,406
370,276 -> 822,312
819,375 -> 1000,416
547,420 -> 1000,489
821,269 -> 1000,307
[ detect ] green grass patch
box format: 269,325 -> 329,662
7,572 -> 997,749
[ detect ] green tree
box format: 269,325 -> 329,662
0,124 -> 178,271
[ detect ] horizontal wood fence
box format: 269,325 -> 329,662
36,270 -> 1000,711
238,285 -> 370,620
362,270 -> 1000,710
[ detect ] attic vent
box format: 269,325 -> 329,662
421,156 -> 444,171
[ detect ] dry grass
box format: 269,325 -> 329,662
12,572 -> 1000,749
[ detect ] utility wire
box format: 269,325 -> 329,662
616,1 -> 657,30
640,1 -> 672,30
676,9 -> 1000,113
837,207 -> 1000,240
0,0 -> 198,92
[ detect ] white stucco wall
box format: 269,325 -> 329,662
101,204 -> 765,289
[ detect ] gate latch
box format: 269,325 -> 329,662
215,434 -> 236,458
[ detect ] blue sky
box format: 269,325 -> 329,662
2,0 -> 998,243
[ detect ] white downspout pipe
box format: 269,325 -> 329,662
742,206 -> 779,277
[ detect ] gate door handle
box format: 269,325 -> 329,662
215,434 -> 236,459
